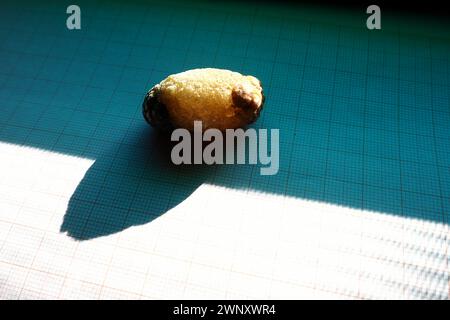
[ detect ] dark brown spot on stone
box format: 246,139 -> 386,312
231,83 -> 264,125
142,85 -> 173,131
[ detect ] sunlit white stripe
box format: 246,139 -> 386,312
0,142 -> 448,299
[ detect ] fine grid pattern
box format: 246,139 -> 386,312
0,0 -> 449,299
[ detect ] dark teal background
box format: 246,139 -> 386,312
0,0 -> 449,239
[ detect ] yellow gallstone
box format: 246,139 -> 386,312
143,68 -> 265,131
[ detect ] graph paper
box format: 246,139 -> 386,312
0,0 -> 449,299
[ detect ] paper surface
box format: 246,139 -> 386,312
0,1 -> 449,299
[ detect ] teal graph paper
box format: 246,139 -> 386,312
0,0 -> 449,299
